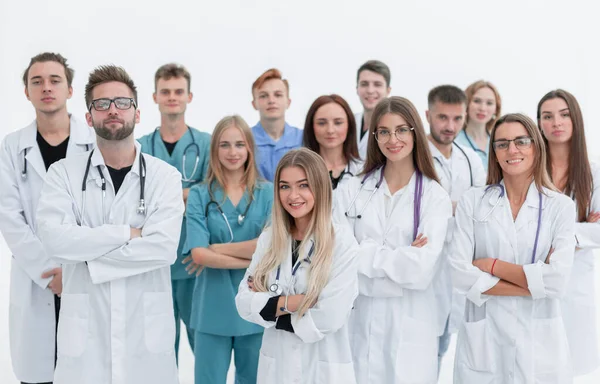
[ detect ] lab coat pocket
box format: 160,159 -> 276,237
533,317 -> 571,375
457,319 -> 495,373
257,352 -> 276,384
143,292 -> 176,354
395,316 -> 437,383
317,361 -> 356,384
57,293 -> 90,358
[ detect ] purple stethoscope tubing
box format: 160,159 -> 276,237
345,165 -> 423,241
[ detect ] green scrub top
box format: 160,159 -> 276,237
185,180 -> 273,336
138,126 -> 211,280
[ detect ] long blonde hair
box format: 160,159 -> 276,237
252,148 -> 335,316
487,113 -> 555,193
205,115 -> 260,201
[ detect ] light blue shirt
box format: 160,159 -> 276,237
138,126 -> 211,279
252,122 -> 303,181
185,180 -> 273,336
454,129 -> 489,171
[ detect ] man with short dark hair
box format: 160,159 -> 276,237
138,63 -> 210,358
355,60 -> 391,159
0,52 -> 95,384
426,84 -> 486,377
36,65 -> 183,384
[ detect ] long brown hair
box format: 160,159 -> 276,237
537,89 -> 592,222
303,94 -> 359,164
205,115 -> 260,202
362,96 -> 439,183
487,113 -> 555,193
464,80 -> 502,133
251,148 -> 334,317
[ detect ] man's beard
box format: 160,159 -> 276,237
93,117 -> 135,141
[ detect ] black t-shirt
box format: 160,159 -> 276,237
106,165 -> 132,194
37,131 -> 69,171
163,140 -> 177,155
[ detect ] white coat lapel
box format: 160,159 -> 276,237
19,122 -> 47,180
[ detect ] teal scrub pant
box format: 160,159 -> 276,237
194,331 -> 263,384
173,278 -> 196,360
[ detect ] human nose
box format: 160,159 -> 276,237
507,140 -> 520,153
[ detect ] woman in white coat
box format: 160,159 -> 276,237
336,96 -> 452,384
235,148 -> 359,384
537,89 -> 600,376
303,94 -> 363,191
450,113 -> 576,383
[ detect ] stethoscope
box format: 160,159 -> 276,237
344,166 -> 424,235
150,126 -> 200,182
460,129 -> 488,155
21,144 -> 92,180
472,184 -> 542,263
329,162 -> 356,190
80,149 -> 147,225
205,195 -> 253,243
269,241 -> 315,295
433,142 -> 474,187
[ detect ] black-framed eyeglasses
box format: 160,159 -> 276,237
88,97 -> 137,111
373,126 -> 414,143
492,137 -> 533,151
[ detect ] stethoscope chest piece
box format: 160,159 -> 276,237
269,283 -> 283,296
238,214 -> 246,225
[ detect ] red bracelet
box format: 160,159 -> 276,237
491,258 -> 498,276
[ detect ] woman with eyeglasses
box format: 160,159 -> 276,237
303,94 -> 363,191
537,90 -> 600,376
182,115 -> 273,384
454,80 -> 502,171
236,148 -> 359,384
336,96 -> 452,383
449,113 -> 576,383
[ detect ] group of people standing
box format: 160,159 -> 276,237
0,52 -> 597,384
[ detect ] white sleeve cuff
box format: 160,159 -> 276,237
292,311 -> 323,344
466,272 -> 500,306
523,261 -> 546,299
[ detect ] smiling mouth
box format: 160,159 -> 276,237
289,202 -> 305,209
506,159 -> 523,164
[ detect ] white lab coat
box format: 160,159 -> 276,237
36,142 -> 184,384
450,182 -> 575,384
562,162 -> 600,375
0,115 -> 94,383
336,168 -> 452,384
235,223 -> 359,384
334,158 -> 364,192
428,141 -> 486,334
354,112 -> 368,160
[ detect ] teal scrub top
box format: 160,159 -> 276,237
454,129 -> 489,171
185,180 -> 273,336
138,126 -> 211,279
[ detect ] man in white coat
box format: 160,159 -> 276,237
36,65 -> 184,384
354,60 -> 391,159
0,52 -> 95,384
425,85 -> 486,376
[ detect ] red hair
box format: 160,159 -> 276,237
252,68 -> 289,97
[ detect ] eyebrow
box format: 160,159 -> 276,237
377,124 -> 411,129
541,108 -> 570,114
30,74 -> 63,80
279,179 -> 308,184
494,135 -> 530,141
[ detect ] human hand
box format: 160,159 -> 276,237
182,255 -> 204,277
472,258 -> 495,274
130,227 -> 142,239
587,211 -> 600,223
42,267 -> 63,296
411,233 -> 428,248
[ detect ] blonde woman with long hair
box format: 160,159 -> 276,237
235,148 -> 359,384
450,113 -> 575,383
336,96 -> 452,383
183,115 -> 273,384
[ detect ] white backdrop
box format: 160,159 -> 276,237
1,0 -> 599,383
